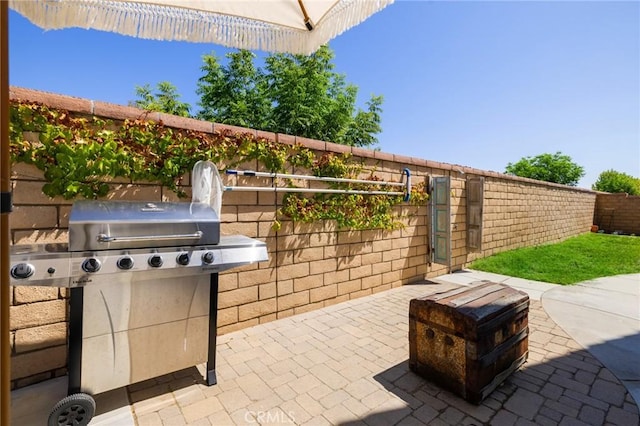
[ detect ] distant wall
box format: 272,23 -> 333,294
594,193 -> 640,235
8,87 -> 597,389
469,179 -> 595,256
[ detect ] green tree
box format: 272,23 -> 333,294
197,50 -> 272,129
132,82 -> 191,117
505,152 -> 585,186
197,45 -> 383,147
592,169 -> 640,195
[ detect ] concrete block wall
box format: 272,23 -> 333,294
594,193 -> 640,235
477,179 -> 596,255
8,87 -> 596,389
428,174 -> 595,269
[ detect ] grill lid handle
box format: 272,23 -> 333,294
97,231 -> 204,244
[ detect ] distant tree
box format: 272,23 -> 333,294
196,45 -> 383,147
132,82 -> 191,117
592,169 -> 640,195
505,152 -> 585,186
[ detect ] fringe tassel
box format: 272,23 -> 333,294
9,0 -> 394,55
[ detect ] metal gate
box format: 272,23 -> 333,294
466,176 -> 484,252
430,176 -> 450,266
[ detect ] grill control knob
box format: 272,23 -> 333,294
202,251 -> 215,264
82,258 -> 101,273
148,255 -> 163,268
117,256 -> 134,270
11,263 -> 35,279
47,267 -> 56,274
176,252 -> 190,266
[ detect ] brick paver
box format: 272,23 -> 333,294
126,283 -> 639,425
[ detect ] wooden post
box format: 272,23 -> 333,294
1,1 -> 12,423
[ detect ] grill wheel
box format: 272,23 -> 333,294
48,393 -> 96,426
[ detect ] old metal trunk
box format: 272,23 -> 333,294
409,282 -> 529,404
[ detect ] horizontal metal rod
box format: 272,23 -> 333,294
226,169 -> 405,187
225,168 -> 412,201
224,186 -> 404,196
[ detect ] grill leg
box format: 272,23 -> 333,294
68,287 -> 84,394
206,273 -> 219,386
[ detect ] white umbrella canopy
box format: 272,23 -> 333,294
9,0 -> 394,55
0,0 -> 394,423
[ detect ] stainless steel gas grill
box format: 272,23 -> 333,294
10,200 -> 268,426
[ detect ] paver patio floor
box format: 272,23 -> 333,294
122,281 -> 639,426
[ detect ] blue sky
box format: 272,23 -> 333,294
8,1 -> 640,189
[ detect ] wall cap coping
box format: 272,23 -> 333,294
595,192 -> 639,198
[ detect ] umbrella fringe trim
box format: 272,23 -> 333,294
9,0 -> 394,54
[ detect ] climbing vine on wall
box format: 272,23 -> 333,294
9,100 -> 427,230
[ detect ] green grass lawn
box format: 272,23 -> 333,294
468,233 -> 640,285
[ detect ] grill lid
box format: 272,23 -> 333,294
69,200 -> 220,251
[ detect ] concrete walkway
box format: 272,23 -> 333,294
542,273 -> 640,406
11,272 -> 640,425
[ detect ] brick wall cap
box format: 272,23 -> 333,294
10,87 -> 93,115
156,112 -> 214,133
373,151 -> 395,162
93,101 -> 153,121
214,122 -> 257,136
256,130 -> 277,142
325,140 -> 351,155
276,133 -> 296,145
295,136 -> 326,151
350,146 -> 377,160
